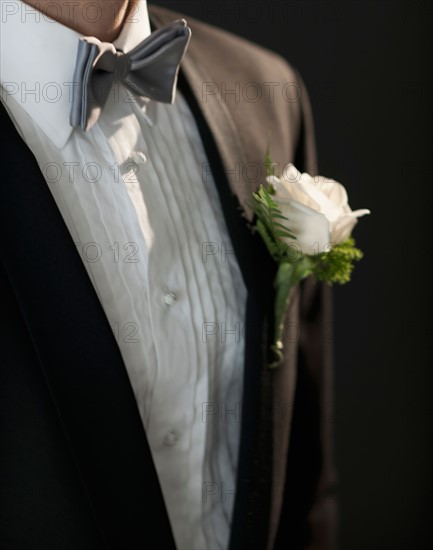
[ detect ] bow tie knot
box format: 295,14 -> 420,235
70,19 -> 191,131
112,51 -> 132,81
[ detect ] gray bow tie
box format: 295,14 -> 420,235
70,19 -> 191,131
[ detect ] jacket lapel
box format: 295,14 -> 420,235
0,101 -> 176,549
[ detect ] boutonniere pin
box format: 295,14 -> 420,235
250,147 -> 370,368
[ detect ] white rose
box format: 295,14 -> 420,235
267,164 -> 370,256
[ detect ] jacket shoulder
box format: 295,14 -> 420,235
149,5 -> 299,83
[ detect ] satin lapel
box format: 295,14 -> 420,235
0,102 -> 175,549
149,7 -> 278,549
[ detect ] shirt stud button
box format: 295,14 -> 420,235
120,151 -> 147,174
163,291 -> 177,307
163,431 -> 178,447
129,151 -> 147,165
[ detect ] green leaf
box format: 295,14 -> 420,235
248,185 -> 298,263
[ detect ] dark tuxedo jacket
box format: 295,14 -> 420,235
0,5 -> 337,550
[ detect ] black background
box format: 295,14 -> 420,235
153,1 -> 432,548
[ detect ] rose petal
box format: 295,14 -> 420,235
279,165 -> 324,211
350,208 -> 371,217
267,175 -> 296,201
279,165 -> 346,222
272,172 -> 322,212
282,164 -> 302,183
331,209 -> 370,243
331,215 -> 359,244
295,180 -> 343,222
299,171 -> 316,187
315,178 -> 349,209
279,200 -> 331,256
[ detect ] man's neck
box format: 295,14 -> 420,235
22,0 -> 140,42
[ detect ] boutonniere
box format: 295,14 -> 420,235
250,148 -> 370,368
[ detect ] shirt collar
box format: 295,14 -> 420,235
0,0 -> 151,149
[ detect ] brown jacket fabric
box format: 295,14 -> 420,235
0,5 -> 337,550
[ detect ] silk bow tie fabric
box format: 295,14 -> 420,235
70,19 -> 191,131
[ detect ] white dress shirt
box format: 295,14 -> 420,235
0,2 -> 247,548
